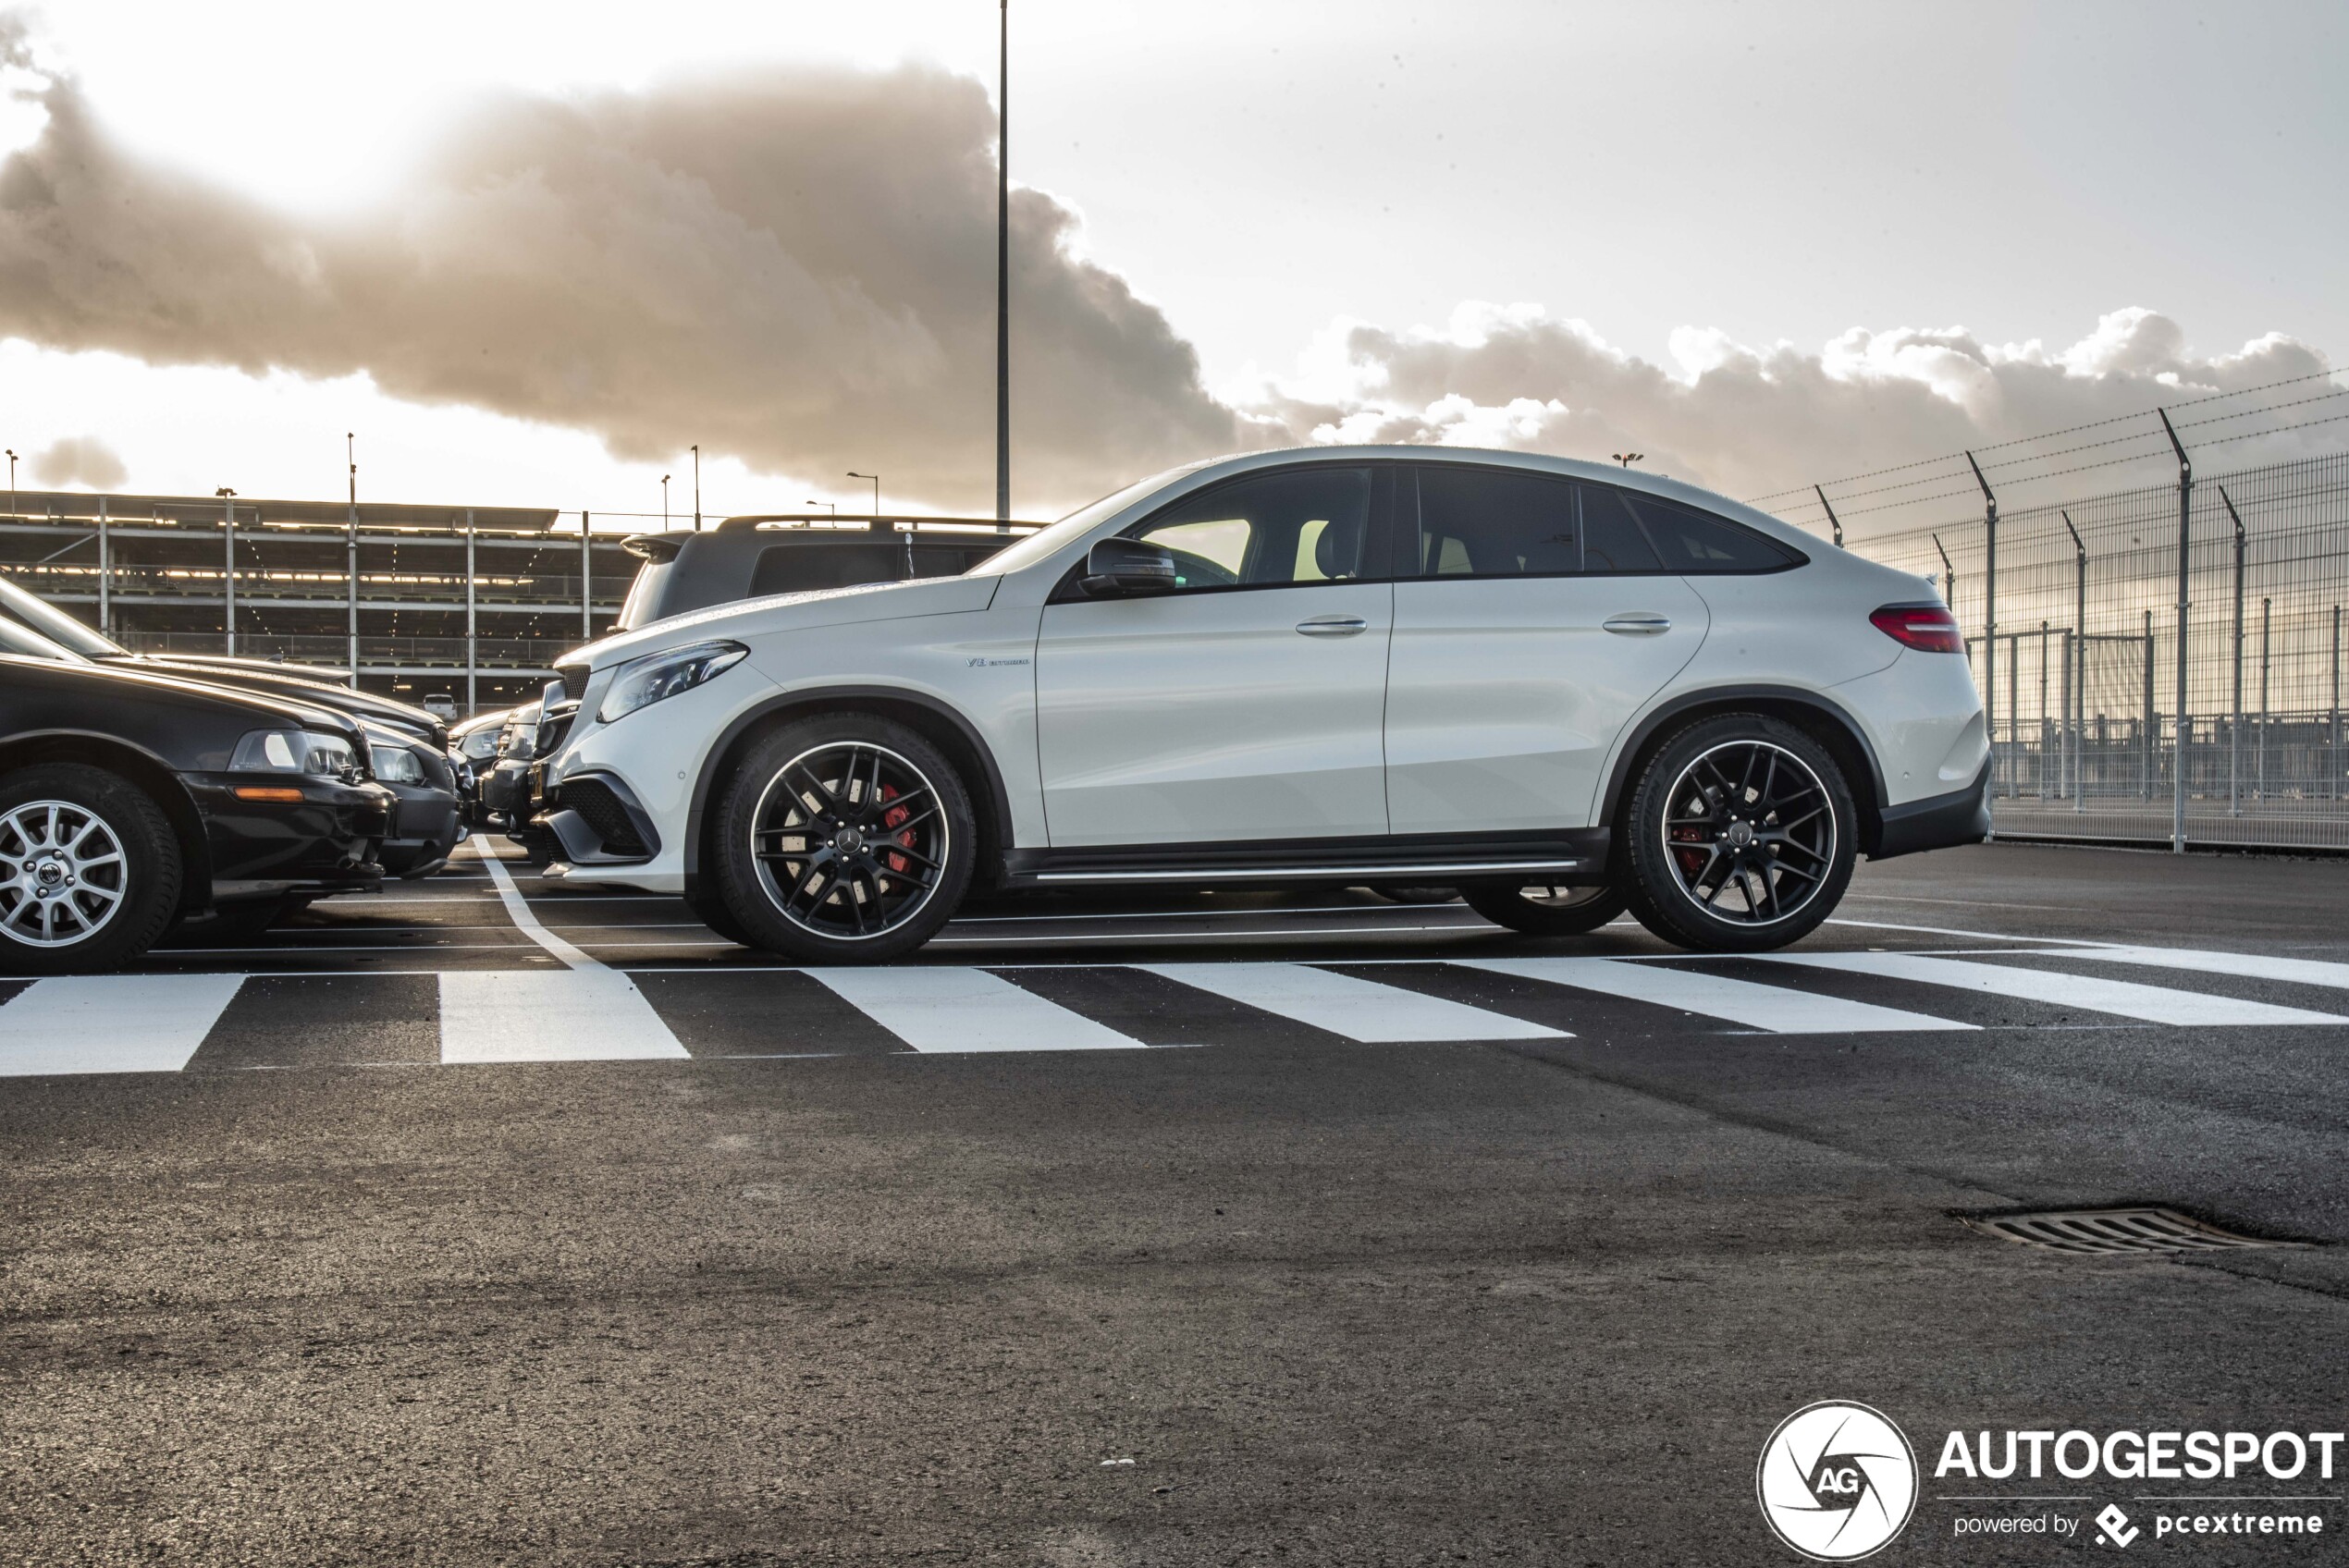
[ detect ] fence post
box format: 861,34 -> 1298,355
2333,604 -> 2342,802
96,496 -> 110,637
2157,409 -> 2191,851
2142,609 -> 2156,801
223,496 -> 236,657
1965,453 -> 1998,799
2257,594 -> 2270,802
2219,484 -> 2245,816
2063,512 -> 2085,812
465,509 -> 477,716
1814,484 -> 1844,547
2060,630 -> 2075,804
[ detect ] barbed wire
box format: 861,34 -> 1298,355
1744,364 -> 2347,506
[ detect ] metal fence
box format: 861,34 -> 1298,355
1839,449 -> 2348,851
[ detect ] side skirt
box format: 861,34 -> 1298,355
998,828 -> 1611,890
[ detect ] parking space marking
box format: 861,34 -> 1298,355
0,974 -> 246,1075
803,966 -> 1149,1052
2035,944 -> 2349,993
437,969 -> 690,1062
1138,962 -> 1567,1042
1757,951 -> 2349,1026
1454,956 -> 1970,1035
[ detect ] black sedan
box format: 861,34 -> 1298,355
1,624 -> 392,973
363,721 -> 466,879
0,576 -> 449,750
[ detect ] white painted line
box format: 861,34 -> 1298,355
0,974 -> 247,1075
1758,951 -> 2349,1026
480,854 -> 599,969
2036,944 -> 2349,994
929,924 -> 1487,946
1826,916 -> 2105,945
1139,962 -> 1566,1042
1456,956 -> 1970,1035
804,966 -> 1147,1053
437,969 -> 689,1062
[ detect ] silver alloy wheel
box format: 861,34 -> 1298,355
748,741 -> 951,941
0,800 -> 130,948
1657,740 -> 1835,925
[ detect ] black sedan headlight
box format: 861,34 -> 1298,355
374,745 -> 427,785
231,729 -> 362,778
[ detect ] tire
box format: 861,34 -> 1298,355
0,764 -> 184,974
1364,885 -> 1459,905
1620,714 -> 1855,952
686,887 -> 757,949
710,713 -> 978,963
1461,881 -> 1629,936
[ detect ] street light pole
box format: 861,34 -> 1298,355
5,448 -> 14,518
216,486 -> 239,658
804,500 -> 836,521
692,446 -> 702,532
662,474 -> 670,529
848,472 -> 881,521
346,433 -> 359,680
996,0 -> 1011,525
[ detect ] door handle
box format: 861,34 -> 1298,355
1296,616 -> 1369,637
1603,612 -> 1673,636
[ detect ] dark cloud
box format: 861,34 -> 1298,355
27,433 -> 125,488
0,24 -> 1246,512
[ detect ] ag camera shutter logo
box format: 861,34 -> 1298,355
1756,1401 -> 1919,1561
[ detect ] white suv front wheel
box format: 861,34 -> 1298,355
711,714 -> 977,963
1622,715 -> 1856,952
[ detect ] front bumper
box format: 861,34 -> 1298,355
1871,757 -> 1991,860
377,782 -> 465,878
187,774 -> 392,903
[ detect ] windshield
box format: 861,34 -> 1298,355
0,576 -> 124,657
962,465 -> 1199,578
613,559 -> 673,631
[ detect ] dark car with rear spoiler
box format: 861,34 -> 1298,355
517,515 -> 1034,868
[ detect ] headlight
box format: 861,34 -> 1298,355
374,746 -> 425,785
461,729 -> 502,760
231,729 -> 361,778
597,640 -> 748,724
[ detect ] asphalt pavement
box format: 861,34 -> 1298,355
1,840 -> 2344,1565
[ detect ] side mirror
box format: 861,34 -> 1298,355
1081,537 -> 1180,597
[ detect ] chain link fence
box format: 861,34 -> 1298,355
1839,449 -> 2348,851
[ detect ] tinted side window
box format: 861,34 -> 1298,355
1414,467 -> 1582,576
1129,468 -> 1372,591
1577,484 -> 1665,573
750,543 -> 905,596
1631,498 -> 1800,573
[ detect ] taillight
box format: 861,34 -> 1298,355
1870,604 -> 1963,654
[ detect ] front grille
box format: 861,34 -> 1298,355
1963,1207 -> 2304,1255
562,777 -> 648,857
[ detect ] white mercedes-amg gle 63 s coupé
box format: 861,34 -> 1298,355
523,447 -> 1988,962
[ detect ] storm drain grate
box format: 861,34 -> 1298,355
1964,1207 -> 2306,1256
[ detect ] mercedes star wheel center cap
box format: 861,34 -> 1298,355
1726,821 -> 1755,848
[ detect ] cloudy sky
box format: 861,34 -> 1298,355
0,0 -> 2343,531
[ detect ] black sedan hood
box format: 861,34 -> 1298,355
116,656 -> 448,749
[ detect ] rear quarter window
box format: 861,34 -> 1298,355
1630,497 -> 1802,574
750,544 -> 908,596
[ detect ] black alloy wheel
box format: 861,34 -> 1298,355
712,715 -> 977,962
0,764 -> 183,974
1623,715 -> 1855,952
1462,881 -> 1629,937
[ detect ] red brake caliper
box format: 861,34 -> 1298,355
1668,790 -> 1711,878
879,784 -> 912,876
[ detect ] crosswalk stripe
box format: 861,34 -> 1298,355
2043,945 -> 2349,994
437,970 -> 690,1062
0,974 -> 247,1075
1138,962 -> 1567,1042
804,966 -> 1149,1053
1757,952 -> 2349,1027
1454,956 -> 1969,1035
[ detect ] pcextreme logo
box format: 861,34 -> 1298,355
1757,1402 -> 1921,1562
